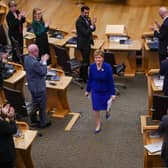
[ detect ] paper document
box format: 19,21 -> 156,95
153,75 -> 164,88
107,97 -> 113,112
144,141 -> 162,153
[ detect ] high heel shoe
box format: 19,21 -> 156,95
94,123 -> 102,134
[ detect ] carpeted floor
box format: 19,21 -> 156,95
30,74 -> 147,168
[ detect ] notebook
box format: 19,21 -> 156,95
46,70 -> 60,81
144,141 -> 162,153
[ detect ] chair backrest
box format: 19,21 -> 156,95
53,45 -> 71,72
104,51 -> 125,75
152,94 -> 168,120
3,86 -> 27,118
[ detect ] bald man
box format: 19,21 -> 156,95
24,44 -> 51,128
151,7 -> 168,62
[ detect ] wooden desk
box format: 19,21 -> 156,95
46,69 -> 80,131
3,62 -> 26,91
142,36 -> 160,74
46,76 -> 72,117
147,69 -> 162,115
23,29 -> 74,67
65,39 -> 104,63
103,40 -> 142,77
140,115 -> 164,168
14,130 -> 37,168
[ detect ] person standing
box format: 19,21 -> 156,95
76,5 -> 96,82
6,0 -> 26,63
0,104 -> 17,168
85,50 -> 116,134
158,113 -> 168,167
24,44 -> 51,128
150,7 -> 168,62
32,8 -> 50,64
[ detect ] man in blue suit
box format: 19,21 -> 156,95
150,7 -> 168,62
24,44 -> 51,128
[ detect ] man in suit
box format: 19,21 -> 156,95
24,44 -> 51,128
0,104 -> 17,168
76,5 -> 96,81
150,7 -> 168,62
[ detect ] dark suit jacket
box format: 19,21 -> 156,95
24,55 -> 47,94
160,59 -> 168,95
6,10 -> 25,41
0,119 -> 17,163
158,114 -> 168,161
154,17 -> 168,57
75,15 -> 96,49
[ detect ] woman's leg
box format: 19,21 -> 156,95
94,111 -> 101,130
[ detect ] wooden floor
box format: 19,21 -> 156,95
2,0 -> 168,39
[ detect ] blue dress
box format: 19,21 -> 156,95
86,62 -> 115,111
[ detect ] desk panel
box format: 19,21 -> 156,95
140,115 -> 164,168
14,130 -> 37,168
103,40 -> 142,77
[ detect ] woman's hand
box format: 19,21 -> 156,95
85,91 -> 89,97
111,95 -> 116,101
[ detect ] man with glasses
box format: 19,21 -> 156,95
76,5 -> 96,82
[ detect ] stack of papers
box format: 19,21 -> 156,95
153,75 -> 164,88
144,141 -> 162,153
107,97 -> 112,112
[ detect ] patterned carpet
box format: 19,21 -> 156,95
30,74 -> 147,168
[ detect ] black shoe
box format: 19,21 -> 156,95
94,123 -> 102,134
29,120 -> 40,127
30,122 -> 40,127
39,121 -> 51,129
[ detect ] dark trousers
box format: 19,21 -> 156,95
9,35 -> 23,63
30,91 -> 47,126
0,161 -> 15,168
79,48 -> 91,81
159,54 -> 168,63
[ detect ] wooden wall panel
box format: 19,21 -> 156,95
1,0 -> 168,39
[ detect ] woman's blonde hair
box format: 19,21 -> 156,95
94,49 -> 104,58
32,8 -> 44,22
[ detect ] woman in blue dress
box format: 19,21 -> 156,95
85,50 -> 116,133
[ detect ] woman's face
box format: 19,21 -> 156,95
34,10 -> 42,21
94,54 -> 104,65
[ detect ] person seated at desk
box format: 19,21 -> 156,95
160,56 -> 168,95
32,8 -> 51,64
158,112 -> 168,167
24,44 -> 51,128
0,103 -> 17,168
